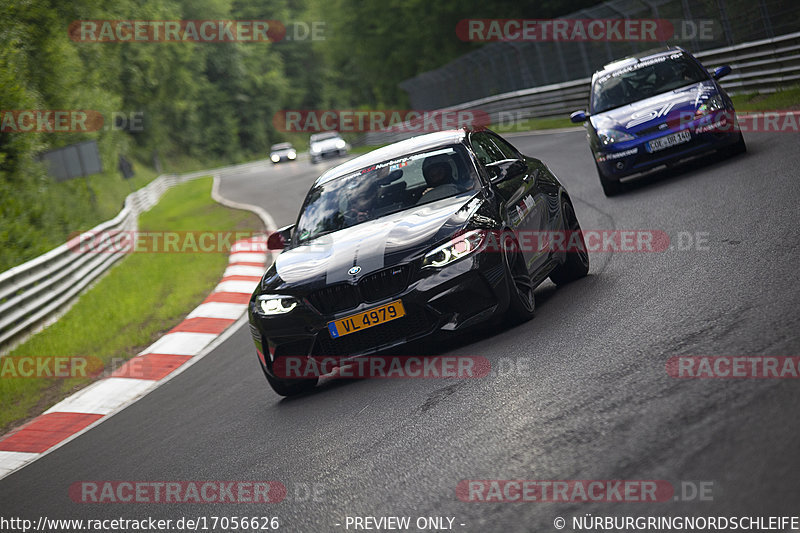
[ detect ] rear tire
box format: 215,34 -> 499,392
549,198 -> 590,286
596,163 -> 622,197
502,234 -> 535,324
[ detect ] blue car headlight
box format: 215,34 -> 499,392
597,129 -> 635,146
422,230 -> 486,269
695,95 -> 725,117
256,294 -> 298,315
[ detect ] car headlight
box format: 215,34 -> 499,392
288,151 -> 296,159
695,95 -> 725,117
270,154 -> 280,162
310,146 -> 320,153
597,129 -> 635,146
256,294 -> 298,315
335,139 -> 346,149
422,230 -> 486,269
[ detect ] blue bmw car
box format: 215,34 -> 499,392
570,46 -> 746,196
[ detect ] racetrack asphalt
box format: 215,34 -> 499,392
1,130 -> 799,531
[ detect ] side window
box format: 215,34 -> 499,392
488,134 -> 520,159
470,133 -> 505,165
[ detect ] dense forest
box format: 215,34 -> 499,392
0,0 -> 595,269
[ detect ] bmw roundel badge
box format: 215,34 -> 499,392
348,266 -> 361,276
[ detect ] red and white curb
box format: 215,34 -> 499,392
0,175 -> 277,480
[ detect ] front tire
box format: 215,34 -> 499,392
549,198 -> 590,286
502,234 -> 535,324
262,363 -> 317,397
721,132 -> 746,157
596,162 -> 622,197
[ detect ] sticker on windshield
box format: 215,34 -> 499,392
352,148 -> 457,177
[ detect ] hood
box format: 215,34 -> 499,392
590,81 -> 719,134
267,192 -> 482,288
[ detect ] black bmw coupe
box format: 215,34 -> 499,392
249,128 -> 589,395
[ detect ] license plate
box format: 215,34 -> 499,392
327,300 -> 406,338
647,130 -> 691,152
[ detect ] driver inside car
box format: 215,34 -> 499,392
420,156 -> 461,202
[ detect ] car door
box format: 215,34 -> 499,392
470,132 -> 545,272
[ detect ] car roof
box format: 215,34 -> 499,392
314,129 -> 469,186
593,46 -> 687,81
310,131 -> 341,141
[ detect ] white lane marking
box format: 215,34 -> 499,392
44,378 -> 157,416
223,265 -> 266,277
214,280 -> 259,294
141,332 -> 218,356
187,302 -> 247,320
0,173 -> 275,481
228,252 -> 266,264
0,451 -> 39,477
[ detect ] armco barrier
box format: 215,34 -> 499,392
362,31 -> 800,145
0,169 -> 214,353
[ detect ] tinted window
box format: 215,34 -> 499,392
470,133 -> 506,165
294,145 -> 478,243
488,134 -> 519,159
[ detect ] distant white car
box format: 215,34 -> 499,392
270,142 -> 297,164
309,132 -> 348,164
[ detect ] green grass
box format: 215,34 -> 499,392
348,144 -> 389,156
730,86 -> 800,111
0,177 -> 261,433
491,116 -> 576,134
0,158 -> 161,272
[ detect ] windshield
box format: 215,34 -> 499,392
294,145 -> 478,244
271,143 -> 292,151
310,132 -> 340,142
591,52 -> 709,113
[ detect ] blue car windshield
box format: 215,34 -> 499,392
294,145 -> 478,244
591,52 -> 708,113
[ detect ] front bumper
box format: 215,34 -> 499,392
249,252 -> 508,378
311,148 -> 347,160
594,111 -> 740,179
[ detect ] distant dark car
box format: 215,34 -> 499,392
249,128 -> 589,396
270,142 -> 296,164
309,131 -> 348,164
571,46 -> 745,196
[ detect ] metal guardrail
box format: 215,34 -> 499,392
363,31 -> 800,145
0,172 -> 208,353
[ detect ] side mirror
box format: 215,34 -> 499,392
570,110 -> 588,123
486,158 -> 526,183
712,65 -> 731,80
267,224 -> 294,250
